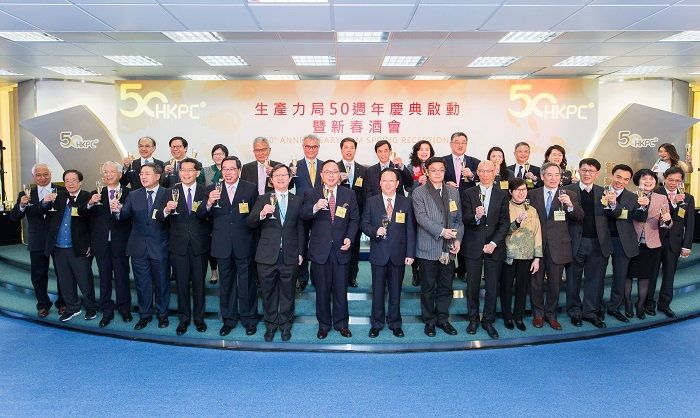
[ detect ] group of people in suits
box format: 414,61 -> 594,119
11,132 -> 694,341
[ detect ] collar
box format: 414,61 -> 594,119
544,186 -> 558,194
452,153 -> 465,160
225,179 -> 240,189
382,193 -> 397,201
257,160 -> 267,167
141,157 -> 153,164
306,158 -> 317,166
665,188 -> 676,195
479,184 -> 492,194
182,182 -> 197,192
342,160 -> 354,168
324,185 -> 338,196
274,190 -> 288,197
145,185 -> 159,194
579,182 -> 592,192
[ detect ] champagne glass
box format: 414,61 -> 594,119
268,194 -> 277,219
421,162 -> 427,176
290,158 -> 298,178
214,180 -> 223,208
114,188 -> 122,202
95,180 -> 104,205
479,192 -> 486,205
523,198 -> 530,211
391,151 -> 398,169
322,188 -> 330,210
524,162 -> 530,174
603,178 -> 613,210
461,160 -> 468,182
381,214 -> 390,240
23,184 -> 33,206
171,188 -> 180,215
677,184 -> 687,207
191,149 -> 198,159
660,206 -> 668,218
48,186 -> 57,212
127,151 -> 136,172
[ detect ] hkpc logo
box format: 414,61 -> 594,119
119,83 -> 206,120
617,131 -> 659,148
59,132 -> 99,149
508,84 -> 595,120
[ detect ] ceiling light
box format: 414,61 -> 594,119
292,56 -> 335,66
413,75 -> 450,80
499,32 -> 560,43
660,31 -> 700,42
339,75 -> 374,80
0,32 -> 62,42
337,32 -> 389,43
104,56 -> 162,66
468,56 -> 519,68
553,56 -> 612,67
0,69 -> 23,76
185,74 -> 226,80
199,56 -> 248,66
488,74 -> 529,80
163,32 -> 224,43
690,71 -> 700,75
43,66 -> 100,76
262,74 -> 300,80
248,0 -> 328,3
615,66 -> 671,75
382,56 -> 426,67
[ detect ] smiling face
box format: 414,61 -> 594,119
639,174 -> 657,192
658,146 -> 669,162
271,166 -> 291,192
612,168 -> 632,191
221,159 -> 240,185
489,150 -> 504,167
510,184 -> 528,204
416,143 -> 431,162
101,163 -> 122,187
139,166 -> 160,189
303,137 -> 320,160
548,148 -> 564,166
137,137 -> 155,159
376,144 -> 391,164
541,165 -> 561,189
178,161 -> 199,186
578,163 -> 599,186
33,166 -> 51,187
341,140 -> 357,161
514,144 -> 530,165
169,139 -> 187,160
380,169 -> 399,196
321,162 -> 340,188
477,161 -> 496,186
63,172 -> 81,194
253,141 -> 271,164
664,172 -> 683,192
450,134 -> 467,157
427,161 -> 445,185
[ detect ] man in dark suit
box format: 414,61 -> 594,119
120,136 -> 166,190
158,158 -> 210,336
338,137 -> 367,288
163,136 -> 189,188
461,161 -> 509,339
565,158 -> 612,328
44,170 -> 98,322
647,166 -> 695,318
87,161 -> 132,327
240,136 -> 281,196
529,162 -> 583,330
361,168 -> 415,338
508,141 -> 541,189
301,160 -> 360,339
9,163 -> 66,317
365,140 -> 413,199
111,162 -> 171,330
290,134 -> 323,291
247,164 -> 305,342
197,156 -> 259,337
604,164 -> 646,323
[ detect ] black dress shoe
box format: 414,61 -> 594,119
219,325 -> 234,336
246,325 -> 257,336
582,317 -> 606,328
424,324 -> 436,337
195,321 -> 207,332
636,310 -> 646,320
264,329 -> 275,342
625,308 -> 633,319
504,319 -> 514,330
317,329 -> 328,339
392,328 -> 404,338
659,307 -> 677,318
571,318 -> 583,327
281,330 -> 291,341
349,277 -> 358,288
120,311 -> 133,323
467,321 -> 478,335
99,316 -> 112,328
176,322 -> 189,336
339,327 -> 352,338
368,327 -> 380,338
134,317 -> 152,330
608,310 -> 629,323
514,319 -> 526,331
644,306 -> 656,316
436,321 -> 458,335
482,322 -> 499,339
158,317 -> 169,328
596,311 -> 605,321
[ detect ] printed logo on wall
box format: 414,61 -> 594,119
617,131 -> 659,148
508,84 -> 595,120
59,131 -> 100,149
119,83 -> 206,120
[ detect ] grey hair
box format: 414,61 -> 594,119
138,136 -> 156,146
252,136 -> 270,148
541,161 -> 561,175
303,134 -> 320,143
31,163 -> 50,175
102,160 -> 123,173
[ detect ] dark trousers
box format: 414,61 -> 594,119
348,228 -> 361,280
607,237 -> 631,313
29,250 -> 64,310
131,254 -> 170,320
417,258 -> 454,326
466,257 -> 501,323
311,252 -> 349,331
172,251 -> 207,324
566,237 -> 607,320
297,220 -> 312,285
647,244 -> 681,310
455,251 -> 466,277
217,254 -> 258,328
258,252 -> 297,332
500,259 -> 532,321
95,242 -> 131,319
531,249 -> 564,320
209,256 -> 217,272
53,247 -> 97,314
370,262 -> 405,329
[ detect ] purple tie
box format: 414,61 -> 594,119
109,189 -> 115,200
187,188 -> 193,213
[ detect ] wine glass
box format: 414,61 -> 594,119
268,194 -> 277,219
391,151 -> 398,169
524,162 -> 530,174
191,149 -> 198,159
22,184 -> 33,206
127,152 -> 136,172
214,180 -> 223,208
322,188 -> 330,210
677,184 -> 687,207
290,158 -> 298,178
114,188 -> 122,202
523,198 -> 530,211
380,214 -> 390,240
171,188 -> 180,215
48,186 -> 57,212
95,180 -> 104,205
462,160 -> 468,182
479,192 -> 486,205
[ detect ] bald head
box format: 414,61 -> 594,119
477,160 -> 496,186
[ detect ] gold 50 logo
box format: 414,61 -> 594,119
508,84 -> 594,120
119,83 -> 206,119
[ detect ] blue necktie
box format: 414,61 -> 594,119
545,190 -> 553,216
187,188 -> 192,213
279,194 -> 287,224
147,190 -> 154,214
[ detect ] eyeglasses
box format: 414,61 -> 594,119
253,148 -> 270,153
304,145 -> 320,150
428,169 -> 445,174
272,173 -> 290,178
222,167 -> 239,172
212,152 -> 226,157
170,145 -> 184,149
179,169 -> 197,173
322,170 -> 340,175
579,169 -> 598,174
451,141 -> 467,146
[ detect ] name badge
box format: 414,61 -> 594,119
500,180 -> 509,190
553,210 -> 566,221
617,208 -> 628,220
152,208 -> 158,219
192,201 -> 201,212
449,200 -> 458,212
678,207 -> 686,219
354,177 -> 363,187
71,207 -> 79,217
395,212 -> 406,224
239,202 -> 249,214
525,179 -> 534,188
335,206 -> 347,218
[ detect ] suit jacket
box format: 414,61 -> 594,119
360,194 -> 415,266
656,188 -> 693,252
528,186 -> 584,265
460,185 -> 510,261
120,158 -> 165,190
44,190 -> 92,257
365,162 -> 413,199
608,189 -> 646,258
338,160 -> 368,212
411,183 -> 464,261
291,158 -> 323,200
300,186 -> 359,265
633,192 -> 671,249
156,183 -> 211,256
247,191 -> 305,265
88,186 -> 131,258
9,183 -> 65,252
197,179 -> 258,259
508,163 -> 541,188
241,159 -> 281,194
119,186 -> 170,259
565,183 -> 613,257
443,154 -> 481,190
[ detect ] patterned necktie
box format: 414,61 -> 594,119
386,197 -> 393,218
328,190 -> 336,222
147,190 -> 154,213
545,190 -> 553,216
309,161 -> 316,187
187,187 -> 193,213
109,189 -> 115,200
346,164 -> 352,185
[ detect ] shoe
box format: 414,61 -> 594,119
59,310 -> 82,322
659,307 -> 677,318
120,311 -> 133,323
582,317 -> 607,328
608,310 -> 629,323
596,310 -> 605,321
37,308 -> 49,319
85,309 -> 97,320
636,308 -> 646,320
368,327 -> 380,338
424,324 -> 436,337
281,330 -> 292,341
436,321 -> 458,335
412,271 -> 420,287
317,329 -> 328,339
158,317 -> 169,328
392,328 -> 404,338
209,270 -> 218,285
246,325 -> 257,336
514,319 -> 527,331
99,316 -> 112,328
220,325 -> 234,336
339,327 -> 352,338
571,317 -> 583,327
466,321 -> 478,335
504,319 -> 514,330
533,317 -> 544,328
546,319 -> 562,331
176,322 -> 189,336
57,305 -> 67,315
644,305 -> 656,316
264,329 -> 275,342
482,322 -> 499,339
134,317 -> 152,330
349,276 -> 358,288
195,321 -> 207,332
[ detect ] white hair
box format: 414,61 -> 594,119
31,163 -> 50,175
253,136 -> 270,148
102,160 -> 123,173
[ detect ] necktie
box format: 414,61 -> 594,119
455,157 -> 462,180
279,194 -> 287,224
328,190 -> 336,222
68,195 -> 75,207
147,190 -> 154,213
346,164 -> 353,185
144,159 -> 150,165
436,188 -> 442,197
109,189 -> 115,200
309,161 -> 316,187
228,185 -> 235,204
258,164 -> 266,195
545,190 -> 553,216
517,166 -> 523,179
187,187 -> 193,213
386,197 -> 393,218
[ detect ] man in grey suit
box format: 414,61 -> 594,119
412,156 -> 464,337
